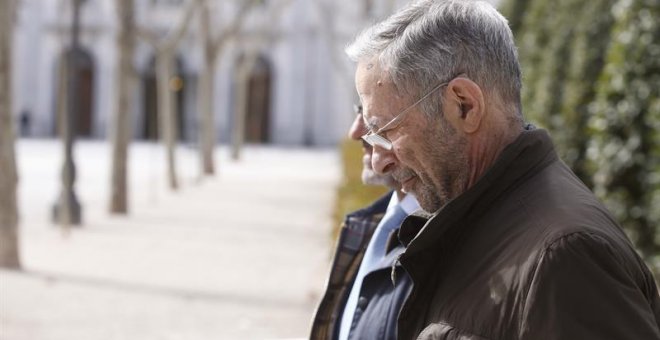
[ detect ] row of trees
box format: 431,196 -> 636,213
112,0 -> 269,208
500,0 -> 660,271
0,0 -> 356,270
0,0 -> 296,270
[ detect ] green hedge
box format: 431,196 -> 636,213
587,0 -> 660,266
502,0 -> 660,273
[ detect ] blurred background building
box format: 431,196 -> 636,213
10,0 -> 431,146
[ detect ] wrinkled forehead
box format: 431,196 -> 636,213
356,60 -> 388,94
355,60 -> 402,129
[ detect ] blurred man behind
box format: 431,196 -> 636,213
310,105 -> 419,340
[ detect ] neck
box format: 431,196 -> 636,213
466,121 -> 523,188
395,190 -> 405,201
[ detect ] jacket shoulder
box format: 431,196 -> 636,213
513,159 -> 627,246
518,231 -> 660,339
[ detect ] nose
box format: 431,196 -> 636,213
348,114 -> 366,141
371,144 -> 398,176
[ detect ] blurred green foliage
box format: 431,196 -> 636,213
500,0 -> 660,271
558,0 -> 617,185
332,140 -> 388,239
497,0 -> 529,34
588,0 -> 660,267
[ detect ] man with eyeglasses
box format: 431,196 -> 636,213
310,104 -> 420,340
345,0 -> 660,339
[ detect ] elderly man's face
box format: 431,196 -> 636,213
355,61 -> 469,212
348,107 -> 398,188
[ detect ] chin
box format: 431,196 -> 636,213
414,187 -> 443,213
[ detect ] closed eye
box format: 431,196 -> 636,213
362,115 -> 381,133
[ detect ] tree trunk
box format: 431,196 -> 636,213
137,1 -> 196,190
198,1 -> 215,174
231,53 -> 258,161
156,52 -> 178,190
0,0 -> 20,269
199,59 -> 216,174
110,0 -> 136,213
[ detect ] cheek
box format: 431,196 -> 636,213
392,115 -> 435,160
392,135 -> 422,169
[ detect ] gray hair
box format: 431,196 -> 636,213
346,0 -> 522,119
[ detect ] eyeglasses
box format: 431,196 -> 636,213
361,81 -> 450,151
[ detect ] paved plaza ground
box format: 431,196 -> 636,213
1,139 -> 340,340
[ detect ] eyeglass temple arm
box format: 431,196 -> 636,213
376,81 -> 449,133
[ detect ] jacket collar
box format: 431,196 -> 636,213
399,128 -> 558,256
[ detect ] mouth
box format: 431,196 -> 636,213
400,175 -> 417,194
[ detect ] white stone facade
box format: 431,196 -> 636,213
11,0 -> 401,146
11,0 -> 498,146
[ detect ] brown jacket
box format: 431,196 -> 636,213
397,129 -> 660,340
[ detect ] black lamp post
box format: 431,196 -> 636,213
53,0 -> 84,225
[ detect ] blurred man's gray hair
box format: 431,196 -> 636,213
346,0 -> 523,120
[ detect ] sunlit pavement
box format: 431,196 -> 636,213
1,139 -> 340,340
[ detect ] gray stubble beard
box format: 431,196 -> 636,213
416,114 -> 470,213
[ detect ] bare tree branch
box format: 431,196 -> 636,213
312,0 -> 354,90
136,0 -> 198,53
162,0 -> 197,52
209,0 -> 259,59
136,27 -> 161,51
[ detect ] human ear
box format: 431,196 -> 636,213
445,77 -> 485,134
